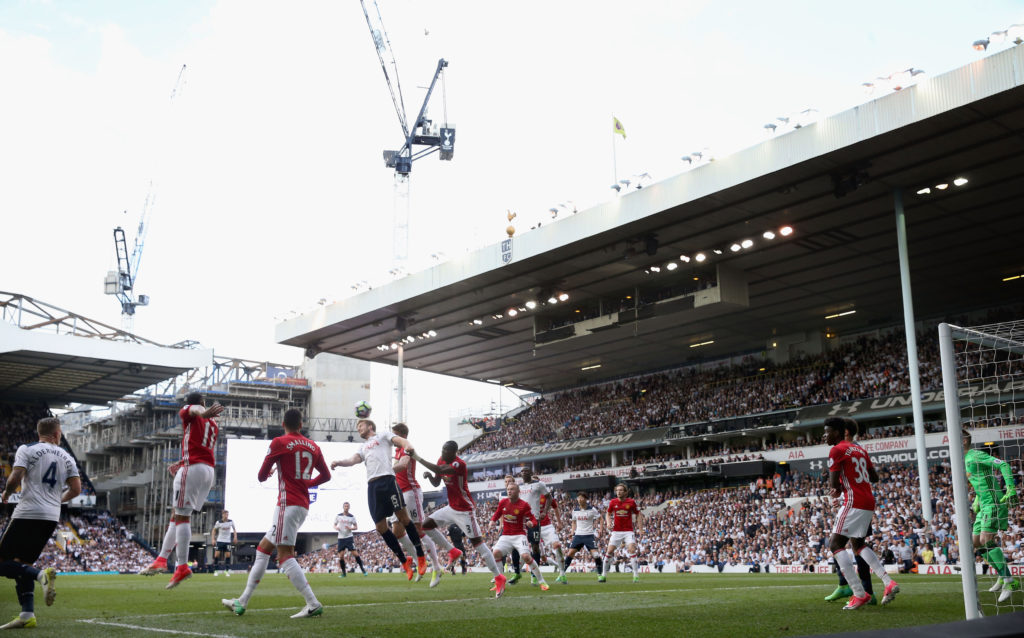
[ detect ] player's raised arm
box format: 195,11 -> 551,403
190,402 -> 224,419
331,452 -> 364,469
389,434 -> 415,457
412,453 -> 454,477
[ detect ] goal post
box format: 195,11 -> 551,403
938,320 -> 1024,620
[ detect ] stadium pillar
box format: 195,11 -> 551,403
397,343 -> 405,423
894,187 -> 932,523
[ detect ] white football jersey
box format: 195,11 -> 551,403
359,430 -> 396,481
214,520 -> 236,543
11,442 -> 79,522
335,513 -> 357,538
518,479 -> 549,517
572,506 -> 601,535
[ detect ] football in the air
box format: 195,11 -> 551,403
354,401 -> 372,418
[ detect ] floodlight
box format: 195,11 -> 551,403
558,293 -> 569,302
507,308 -> 518,317
779,226 -> 793,236
953,177 -> 968,186
666,262 -> 678,271
525,300 -> 537,309
741,239 -> 753,249
680,254 -> 691,262
763,231 -> 776,240
935,183 -> 949,190
695,253 -> 706,262
916,187 -> 931,195
730,244 -> 741,252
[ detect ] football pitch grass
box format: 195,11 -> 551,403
7,572 -> 970,637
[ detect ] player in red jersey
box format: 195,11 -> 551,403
391,423 -> 453,587
414,441 -> 508,597
824,416 -> 898,611
490,483 -> 549,591
222,408 -> 330,619
141,392 -> 223,588
599,483 -> 643,583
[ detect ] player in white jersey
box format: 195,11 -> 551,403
518,468 -> 554,585
331,419 -> 426,580
562,492 -> 604,577
210,511 -> 237,576
334,502 -> 367,576
0,417 -> 81,630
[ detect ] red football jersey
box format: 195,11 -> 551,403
491,497 -> 538,535
539,495 -> 557,526
258,432 -> 330,509
394,447 -> 419,491
607,497 -> 638,532
179,405 -> 218,467
828,440 -> 876,510
438,456 -> 475,512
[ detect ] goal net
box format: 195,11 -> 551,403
938,320 -> 1024,619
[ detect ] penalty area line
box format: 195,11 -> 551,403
106,581 -> 960,620
78,617 -> 242,638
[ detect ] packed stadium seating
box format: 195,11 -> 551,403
465,318 -> 1024,454
298,460 -> 1023,573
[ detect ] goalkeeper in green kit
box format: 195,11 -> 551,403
962,429 -> 1019,603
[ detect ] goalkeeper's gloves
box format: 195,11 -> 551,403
1000,489 -> 1017,506
972,497 -> 980,513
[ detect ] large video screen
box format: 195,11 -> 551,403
224,439 -> 373,534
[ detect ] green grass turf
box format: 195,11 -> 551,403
2,572 -> 971,637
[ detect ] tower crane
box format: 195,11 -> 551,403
103,64 -> 187,332
360,1 -> 455,176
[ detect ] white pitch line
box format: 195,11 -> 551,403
97,580 -> 961,620
78,618 -> 242,638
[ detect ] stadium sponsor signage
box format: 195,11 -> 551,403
799,380 -> 1022,421
461,428 -> 670,463
767,423 -> 1022,470
771,564 -> 831,574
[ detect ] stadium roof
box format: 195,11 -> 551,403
0,293 -> 213,406
277,48 -> 1024,393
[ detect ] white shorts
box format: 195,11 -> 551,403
540,524 -> 560,547
493,534 -> 530,558
427,506 -> 481,539
172,463 -> 215,516
263,505 -> 308,547
607,531 -> 636,549
389,488 -> 425,525
831,506 -> 873,539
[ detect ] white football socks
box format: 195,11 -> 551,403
857,547 -> 892,585
476,542 -> 502,576
240,550 -> 270,606
280,557 -> 319,608
158,521 -> 176,560
175,522 -> 191,566
834,550 -> 866,597
425,528 -> 454,552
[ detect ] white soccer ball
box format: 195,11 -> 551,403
354,401 -> 372,418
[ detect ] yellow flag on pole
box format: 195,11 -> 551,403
613,117 -> 626,139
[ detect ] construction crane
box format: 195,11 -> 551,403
103,64 -> 187,332
360,1 -> 454,265
360,1 -> 455,176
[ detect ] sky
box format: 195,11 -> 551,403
2,0 -> 1022,442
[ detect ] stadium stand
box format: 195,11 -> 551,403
464,316 -> 1024,455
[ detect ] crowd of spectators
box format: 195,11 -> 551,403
310,459 -> 1022,575
67,510 -> 152,572
466,318 -> 1024,454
